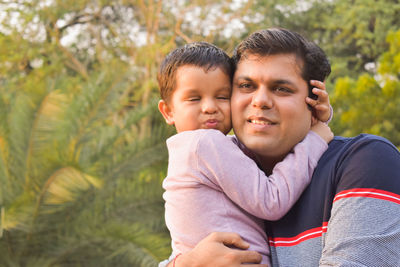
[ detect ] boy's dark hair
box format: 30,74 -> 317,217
232,28 -> 331,98
157,42 -> 234,102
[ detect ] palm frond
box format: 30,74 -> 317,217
41,166 -> 103,207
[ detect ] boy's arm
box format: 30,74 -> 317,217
319,139 -> 400,266
196,130 -> 329,220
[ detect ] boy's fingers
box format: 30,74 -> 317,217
312,88 -> 328,99
306,97 -> 318,107
315,105 -> 329,112
236,250 -> 263,264
209,232 -> 250,249
310,80 -> 326,90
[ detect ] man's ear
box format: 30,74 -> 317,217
311,115 -> 318,126
158,100 -> 174,125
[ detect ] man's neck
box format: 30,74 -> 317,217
255,154 -> 285,176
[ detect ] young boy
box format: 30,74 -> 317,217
157,42 -> 333,266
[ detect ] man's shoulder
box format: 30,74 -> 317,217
321,133 -> 399,170
332,133 -> 394,146
326,134 -> 398,159
321,134 -> 400,193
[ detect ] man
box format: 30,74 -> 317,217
164,28 -> 400,266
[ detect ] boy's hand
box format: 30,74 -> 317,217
311,121 -> 334,144
306,80 -> 331,122
170,232 -> 267,267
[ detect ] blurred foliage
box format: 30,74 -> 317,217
266,0 -> 400,81
0,66 -> 174,265
0,0 -> 399,266
331,30 -> 400,147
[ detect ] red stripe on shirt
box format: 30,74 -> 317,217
269,222 -> 328,247
269,189 -> 400,248
333,188 -> 400,204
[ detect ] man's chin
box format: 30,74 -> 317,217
242,138 -> 279,155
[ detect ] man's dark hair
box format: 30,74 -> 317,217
232,28 -> 331,98
157,42 -> 234,103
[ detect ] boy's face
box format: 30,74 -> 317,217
158,65 -> 232,134
231,53 -> 312,164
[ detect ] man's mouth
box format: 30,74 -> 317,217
247,116 -> 277,126
248,119 -> 275,125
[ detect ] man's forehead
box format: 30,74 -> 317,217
234,53 -> 305,80
238,52 -> 303,66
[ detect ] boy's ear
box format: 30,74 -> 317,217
158,100 -> 174,125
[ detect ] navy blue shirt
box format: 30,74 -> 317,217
266,134 -> 400,266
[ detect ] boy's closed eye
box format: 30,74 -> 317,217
216,95 -> 230,100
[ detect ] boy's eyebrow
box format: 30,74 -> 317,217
180,87 -> 230,94
181,88 -> 200,94
217,85 -> 232,90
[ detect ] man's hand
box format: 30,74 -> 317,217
170,232 -> 268,267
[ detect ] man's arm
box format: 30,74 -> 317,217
167,232 -> 268,267
319,138 -> 400,266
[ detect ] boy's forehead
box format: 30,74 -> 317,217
176,64 -> 222,73
175,64 -> 232,81
175,65 -> 231,84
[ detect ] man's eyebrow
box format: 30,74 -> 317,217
234,77 -> 298,87
274,79 -> 298,87
234,75 -> 253,81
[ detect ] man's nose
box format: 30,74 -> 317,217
201,98 -> 218,113
252,86 -> 273,109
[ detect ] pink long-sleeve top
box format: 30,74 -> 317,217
163,129 -> 328,265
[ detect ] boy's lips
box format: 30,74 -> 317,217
204,119 -> 219,128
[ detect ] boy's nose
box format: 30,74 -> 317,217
202,99 -> 217,114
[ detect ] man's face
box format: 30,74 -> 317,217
231,53 -> 312,165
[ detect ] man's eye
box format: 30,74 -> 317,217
238,83 -> 252,89
275,87 -> 292,93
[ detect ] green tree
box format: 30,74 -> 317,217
246,0 -> 400,80
324,0 -> 400,79
331,30 -> 400,147
0,67 -> 174,265
2,0 -> 399,265
0,1 -> 264,265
